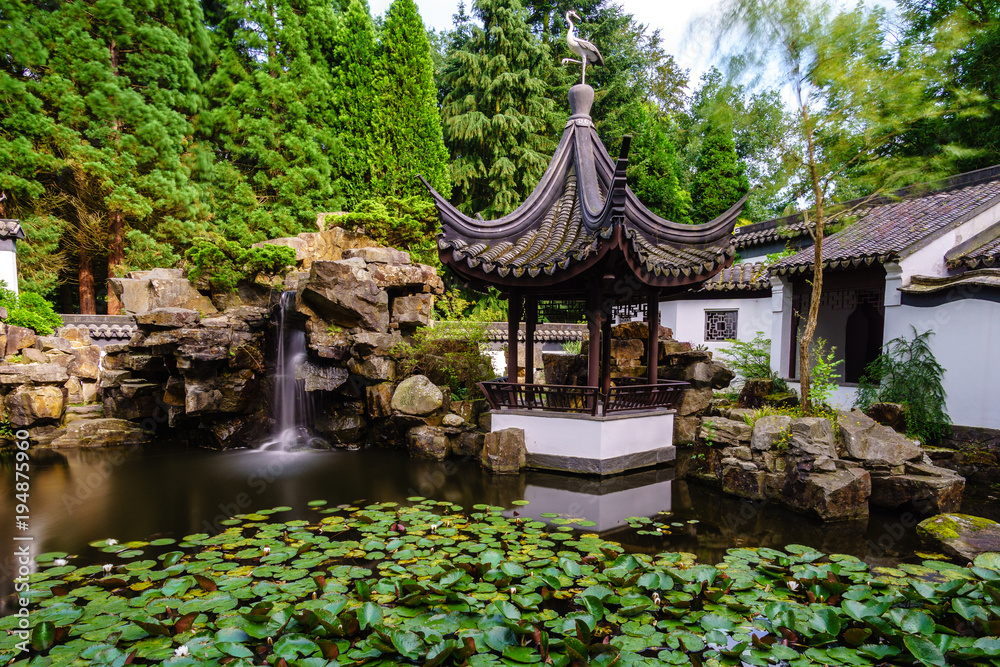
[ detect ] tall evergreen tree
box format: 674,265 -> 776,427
204,0 -> 342,242
375,0 -> 451,199
440,0 -> 559,217
690,122 -> 750,223
627,103 -> 691,223
0,0 -> 212,313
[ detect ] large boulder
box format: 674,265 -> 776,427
296,360 -> 349,392
134,307 -> 201,328
738,378 -> 773,409
916,514 -> 1000,561
47,418 -> 148,448
343,246 -> 411,265
183,370 -> 255,416
5,385 -> 67,426
481,428 -> 526,474
317,407 -> 367,446
675,387 -> 713,418
407,425 -> 450,460
751,415 -> 793,451
5,325 -> 36,356
721,461 -> 766,500
838,410 -> 923,465
68,345 -> 101,380
869,462 -> 965,514
391,375 -> 443,416
699,417 -> 751,447
0,362 -> 69,385
110,269 -> 218,316
782,468 -> 871,521
301,259 -> 389,332
368,262 -> 444,293
365,383 -> 394,419
789,417 -> 837,459
864,402 -> 908,433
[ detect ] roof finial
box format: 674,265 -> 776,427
562,10 -> 603,86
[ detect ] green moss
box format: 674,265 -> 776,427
918,513 -> 997,541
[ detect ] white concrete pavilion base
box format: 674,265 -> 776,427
490,408 -> 676,475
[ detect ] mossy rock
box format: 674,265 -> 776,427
916,513 -> 1000,561
764,392 -> 799,408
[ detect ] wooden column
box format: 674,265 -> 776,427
507,290 -> 522,382
647,292 -> 659,385
587,285 -> 600,388
524,296 -> 537,384
601,312 -> 612,394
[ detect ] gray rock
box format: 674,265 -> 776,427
391,293 -> 433,328
111,274 -> 217,316
68,345 -> 101,380
317,407 -> 367,445
838,409 -> 923,465
368,262 -> 444,293
481,428 -> 526,474
407,425 -> 450,460
296,361 -> 349,392
790,417 -> 837,459
351,332 -> 401,356
347,355 -> 395,382
47,418 -> 147,448
5,325 -> 36,356
699,417 -> 752,447
674,416 -> 701,445
721,464 -> 766,500
22,348 -> 48,364
751,415 -> 793,451
869,462 -> 964,514
301,260 -> 389,332
676,387 -> 713,417
36,336 -> 74,353
442,413 -> 465,427
391,375 -> 443,416
342,247 -> 411,265
365,383 -> 394,419
916,514 -> 1000,561
0,362 -> 70,385
782,467 -> 872,521
451,431 -> 485,457
135,307 -> 201,328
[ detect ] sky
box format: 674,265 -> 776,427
368,0 -> 726,80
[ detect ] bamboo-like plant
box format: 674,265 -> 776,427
855,327 -> 950,444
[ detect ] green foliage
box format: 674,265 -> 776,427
627,102 -> 691,222
184,236 -> 295,292
433,286 -> 509,323
808,338 -> 843,410
0,284 -> 63,336
9,500 -> 1000,666
375,0 -> 452,200
719,331 -> 773,383
339,197 -> 440,267
440,0 -> 560,218
562,340 -> 582,355
394,321 -> 495,399
690,121 -> 750,223
856,327 -> 950,445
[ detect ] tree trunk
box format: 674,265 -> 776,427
798,113 -> 826,414
79,247 -> 97,315
106,210 -> 124,314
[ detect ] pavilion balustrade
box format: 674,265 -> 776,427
478,378 -> 689,417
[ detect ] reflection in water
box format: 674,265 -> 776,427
1,444 -> 928,610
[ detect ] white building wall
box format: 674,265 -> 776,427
659,296 -> 771,359
900,205 -> 1000,283
0,249 -> 18,295
883,297 -> 1000,430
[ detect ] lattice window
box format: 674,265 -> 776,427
538,299 -> 586,323
705,310 -> 738,341
612,301 -> 648,321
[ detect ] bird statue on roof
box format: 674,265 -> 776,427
562,10 -> 603,85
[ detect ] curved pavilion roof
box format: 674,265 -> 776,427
421,85 -> 747,296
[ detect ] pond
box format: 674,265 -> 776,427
1,442 -> 945,614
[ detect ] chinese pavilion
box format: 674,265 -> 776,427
422,84 -> 746,473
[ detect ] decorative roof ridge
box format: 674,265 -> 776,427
0,219 -> 25,240
945,220 -> 1000,269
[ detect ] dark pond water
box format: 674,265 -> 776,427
2,441 -> 941,610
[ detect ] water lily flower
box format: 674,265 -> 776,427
106,539 -> 118,546
430,524 -> 438,533
262,546 -> 271,556
175,645 -> 189,657
53,558 -> 68,567
102,564 -> 113,574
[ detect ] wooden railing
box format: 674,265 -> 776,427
479,379 -> 689,416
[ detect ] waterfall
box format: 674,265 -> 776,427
259,291 -> 327,451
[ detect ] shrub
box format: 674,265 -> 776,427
185,236 -> 296,292
855,327 -> 950,444
807,338 -> 842,410
0,283 -> 63,335
719,331 -> 787,391
339,197 -> 440,267
394,321 -> 495,400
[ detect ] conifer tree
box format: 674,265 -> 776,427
327,0 -> 380,208
374,0 -> 451,200
690,122 -> 750,223
628,103 -> 691,223
0,0 -> 212,312
440,0 -> 558,217
204,0 -> 342,242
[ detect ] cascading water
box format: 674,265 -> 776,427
259,291 -> 327,451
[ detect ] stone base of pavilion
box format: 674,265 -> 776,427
491,408 -> 676,475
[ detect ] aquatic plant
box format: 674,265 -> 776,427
3,500 -> 1000,666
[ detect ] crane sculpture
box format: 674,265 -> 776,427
562,10 -> 603,85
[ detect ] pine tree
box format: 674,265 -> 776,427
627,103 -> 691,223
0,0 -> 212,313
440,0 -> 558,217
204,0 -> 343,243
690,122 -> 750,223
374,0 -> 451,200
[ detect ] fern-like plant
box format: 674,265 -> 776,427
855,327 -> 950,444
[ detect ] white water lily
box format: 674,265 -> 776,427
53,558 -> 68,567
106,538 -> 118,546
262,546 -> 271,556
102,564 -> 113,574
175,645 -> 190,657
430,524 -> 438,533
